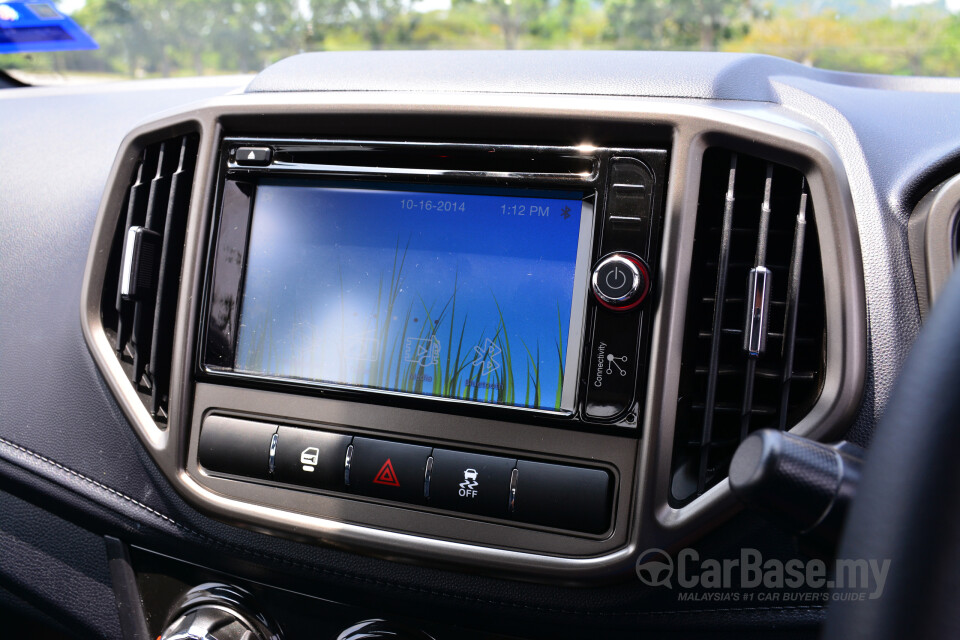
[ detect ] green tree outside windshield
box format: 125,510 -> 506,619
3,0 -> 960,78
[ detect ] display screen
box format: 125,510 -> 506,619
234,181 -> 586,411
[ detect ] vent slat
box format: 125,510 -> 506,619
698,329 -> 817,343
704,261 -> 790,271
697,153 -> 738,496
709,227 -> 795,236
739,164 -> 775,441
671,149 -> 826,506
102,133 -> 199,423
704,297 -> 794,308
691,404 -> 777,415
753,164 -> 774,266
694,366 -> 817,381
779,187 -> 808,430
115,150 -> 157,356
687,438 -> 760,448
149,136 -> 198,417
131,142 -> 178,385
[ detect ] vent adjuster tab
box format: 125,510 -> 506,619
119,225 -> 162,301
744,266 -> 771,357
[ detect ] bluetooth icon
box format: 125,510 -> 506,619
560,205 -> 571,220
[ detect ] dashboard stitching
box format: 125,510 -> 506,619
0,434 -> 827,616
0,435 -> 183,527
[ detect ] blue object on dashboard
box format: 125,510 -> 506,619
0,2 -> 98,54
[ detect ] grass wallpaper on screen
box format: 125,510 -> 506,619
234,183 -> 583,411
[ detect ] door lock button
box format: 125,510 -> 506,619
273,426 -> 352,491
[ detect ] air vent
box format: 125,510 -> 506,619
99,134 -> 199,423
670,149 -> 826,505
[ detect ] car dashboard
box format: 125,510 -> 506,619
1,50 -> 959,640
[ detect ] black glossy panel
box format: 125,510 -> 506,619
606,158 -> 655,241
202,179 -> 254,369
599,155 -> 661,261
583,308 -> 643,421
198,416 -> 276,480
512,461 -> 612,534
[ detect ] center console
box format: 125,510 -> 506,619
81,93 -> 864,583
191,138 -> 666,558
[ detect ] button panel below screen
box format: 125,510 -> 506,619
198,416 -> 614,535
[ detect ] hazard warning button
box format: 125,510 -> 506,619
349,437 -> 431,503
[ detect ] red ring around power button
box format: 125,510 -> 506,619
591,252 -> 650,311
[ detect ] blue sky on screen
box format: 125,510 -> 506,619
235,182 -> 583,410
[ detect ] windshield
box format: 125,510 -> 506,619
2,0 -> 959,84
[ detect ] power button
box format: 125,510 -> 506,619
591,253 -> 650,310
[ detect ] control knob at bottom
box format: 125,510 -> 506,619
160,583 -> 282,640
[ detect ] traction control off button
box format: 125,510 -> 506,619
428,449 -> 516,518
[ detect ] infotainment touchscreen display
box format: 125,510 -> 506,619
232,180 -> 587,412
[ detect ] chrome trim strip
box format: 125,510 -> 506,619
234,162 -> 597,184
509,467 -> 518,513
424,455 -> 434,499
268,432 -> 278,475
344,443 -> 354,487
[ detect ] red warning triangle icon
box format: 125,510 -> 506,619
373,458 -> 400,486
